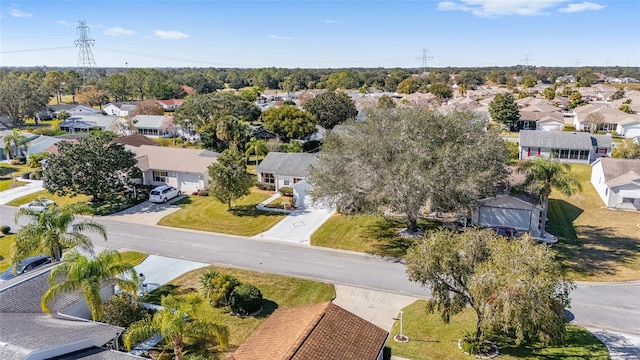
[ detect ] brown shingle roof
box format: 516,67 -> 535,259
133,145 -> 218,173
233,302 -> 388,360
112,134 -> 160,148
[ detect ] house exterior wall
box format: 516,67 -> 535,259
519,145 -> 607,163
590,161 -> 610,206
617,123 -> 640,139
60,285 -> 116,320
609,184 -> 640,210
275,176 -> 304,191
142,169 -> 206,192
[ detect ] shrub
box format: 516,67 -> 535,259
10,159 -> 24,166
460,333 -> 493,355
29,170 -> 42,180
199,270 -> 241,308
197,189 -> 209,196
21,171 -> 32,180
230,284 -> 263,316
102,293 -> 151,328
563,125 -> 576,132
0,225 -> 10,235
255,182 -> 275,191
279,186 -> 293,197
29,172 -> 38,180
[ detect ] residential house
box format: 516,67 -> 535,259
256,152 -> 318,191
157,99 -> 184,111
103,102 -> 137,117
133,145 -> 218,192
519,130 -> 612,164
591,158 -> 640,210
471,195 -> 543,236
0,131 -> 60,160
571,104 -> 636,132
49,104 -> 103,117
0,267 -> 139,360
616,117 -> 640,140
112,134 -> 160,152
132,115 -> 174,138
58,115 -> 119,134
517,111 -> 565,131
232,302 -> 388,360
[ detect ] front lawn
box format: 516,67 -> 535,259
157,192 -> 286,236
6,190 -> 91,208
549,164 -> 640,281
386,300 -> 610,360
311,214 -> 442,257
0,163 -> 32,191
140,265 -> 335,357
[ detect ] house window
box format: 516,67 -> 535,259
622,198 -> 634,204
153,171 -> 168,182
284,180 -> 290,186
263,173 -> 275,184
579,150 -> 589,160
605,188 -> 608,196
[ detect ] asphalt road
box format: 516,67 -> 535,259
1,205 -> 639,335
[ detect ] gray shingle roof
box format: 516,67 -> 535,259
50,347 -> 145,359
598,158 -> 640,182
519,130 -> 612,149
256,152 -> 318,178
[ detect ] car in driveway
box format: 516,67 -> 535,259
19,199 -> 57,212
149,185 -> 181,203
0,254 -> 52,282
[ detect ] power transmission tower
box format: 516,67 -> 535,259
574,58 -> 581,70
521,54 -> 531,69
75,20 -> 97,84
416,49 -> 433,74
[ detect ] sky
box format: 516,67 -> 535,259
1,0 -> 639,69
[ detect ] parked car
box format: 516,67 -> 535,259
0,254 -> 52,282
19,199 -> 57,212
492,226 -> 516,238
149,185 -> 181,203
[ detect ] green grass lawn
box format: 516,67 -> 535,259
386,300 -> 610,360
140,265 -> 335,356
6,190 -> 91,208
0,163 -> 33,191
311,213 -> 442,257
119,251 -> 148,267
157,192 -> 286,236
548,164 -> 640,281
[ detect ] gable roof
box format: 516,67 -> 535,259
132,115 -> 171,129
133,145 -> 218,173
232,302 -> 388,360
157,99 -> 184,106
477,194 -> 541,210
595,158 -> 640,185
256,152 -> 318,178
112,134 -> 160,148
519,130 -> 612,149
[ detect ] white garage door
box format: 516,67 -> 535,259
539,123 -> 561,131
625,128 -> 640,138
179,174 -> 201,192
478,207 -> 531,231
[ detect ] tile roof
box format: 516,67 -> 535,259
519,130 -> 612,149
133,145 -> 218,173
256,152 -> 318,178
233,302 -> 388,360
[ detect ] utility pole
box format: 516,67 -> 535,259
416,48 -> 433,74
75,20 -> 97,84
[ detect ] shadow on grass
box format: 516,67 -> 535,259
140,284 -> 191,305
0,166 -> 21,176
549,199 -> 640,278
495,326 -> 609,359
256,299 -> 278,318
172,196 -> 193,206
228,204 -> 285,218
367,217 -> 442,258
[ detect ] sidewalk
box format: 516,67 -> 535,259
0,179 -> 44,205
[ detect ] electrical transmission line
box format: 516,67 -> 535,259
75,20 -> 97,84
416,49 -> 433,74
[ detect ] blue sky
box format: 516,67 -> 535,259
1,0 -> 639,68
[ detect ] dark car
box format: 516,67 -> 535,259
0,254 -> 52,282
493,226 -> 516,238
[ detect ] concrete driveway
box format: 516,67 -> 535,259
104,195 -> 185,225
253,207 -> 335,244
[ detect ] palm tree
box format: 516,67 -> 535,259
41,248 -> 139,321
13,201 -> 106,263
3,128 -> 29,160
517,157 -> 582,236
124,294 -> 229,360
245,137 -> 268,165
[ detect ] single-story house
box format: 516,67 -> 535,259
591,157 -> 640,210
0,131 -> 60,160
616,117 -> 640,139
157,99 -> 184,111
232,302 -> 388,360
519,130 -> 612,164
256,152 -> 318,191
58,115 -> 119,134
0,266 -> 140,360
103,102 -> 137,117
133,145 -> 218,192
571,104 -> 636,132
471,195 -> 543,236
132,115 -> 174,138
517,112 -> 564,131
49,104 -> 103,117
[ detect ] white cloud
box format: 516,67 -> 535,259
154,30 -> 189,39
10,8 -> 33,18
437,0 -> 570,16
55,20 -> 71,27
104,27 -> 135,36
325,19 -> 345,25
269,34 -> 292,40
558,2 -> 606,13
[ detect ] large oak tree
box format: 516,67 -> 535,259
303,91 -> 357,129
309,107 -> 508,233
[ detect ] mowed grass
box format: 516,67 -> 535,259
157,192 -> 286,236
119,251 -> 148,267
0,163 -> 32,191
386,300 -> 609,360
548,164 -> 640,281
311,213 -> 442,258
6,190 -> 91,208
140,265 -> 335,355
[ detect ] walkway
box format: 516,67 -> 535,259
0,179 -> 43,205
